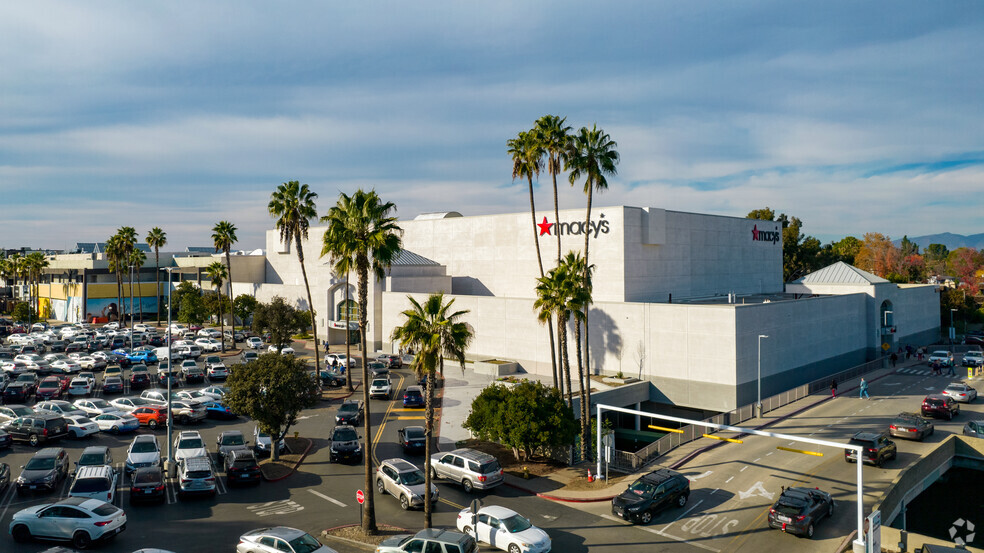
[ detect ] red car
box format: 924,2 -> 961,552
131,406 -> 168,429
35,377 -> 63,400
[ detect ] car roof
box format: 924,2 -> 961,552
640,468 -> 683,484
133,434 -> 157,443
35,447 -> 65,457
76,465 -> 114,478
925,394 -> 948,400
406,386 -> 422,392
383,459 -> 419,473
250,526 -> 306,540
478,505 -> 519,518
413,528 -> 470,544
448,448 -> 496,463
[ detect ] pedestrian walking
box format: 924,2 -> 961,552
890,353 -> 898,367
946,362 -> 956,377
860,378 -> 870,400
830,379 -> 837,398
932,361 -> 940,376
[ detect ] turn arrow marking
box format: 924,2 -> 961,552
685,471 -> 713,482
737,481 -> 774,501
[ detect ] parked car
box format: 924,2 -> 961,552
398,426 -> 426,455
129,368 -> 151,390
430,448 -> 504,493
184,366 -> 206,384
73,398 -> 119,417
844,430 -> 897,466
177,456 -> 216,498
203,400 -> 237,420
125,434 -> 162,474
335,400 -> 364,426
109,396 -> 156,413
199,385 -> 229,400
253,426 -> 286,457
0,428 -> 11,449
245,337 -> 263,350
64,415 -> 100,439
456,505 -> 550,553
35,376 -> 63,400
376,529 -> 476,553
611,467 -> 690,524
68,465 -> 118,503
131,406 -> 168,429
942,381 -> 978,403
73,445 -> 114,476
170,401 -> 207,425
402,386 -> 425,408
92,412 -> 140,434
174,430 -> 208,465
216,430 -> 250,461
129,466 -> 166,505
0,404 -> 35,425
8,496 -> 127,548
206,362 -> 228,380
370,377 -> 393,400
376,458 -> 438,510
241,350 -> 259,364
224,449 -> 262,486
963,420 -> 984,438
889,413 -> 935,441
2,382 -> 32,403
15,447 -> 70,495
67,377 -> 92,397
328,425 -> 363,464
236,526 -> 334,553
102,376 -> 124,394
767,486 -> 834,538
961,350 -> 984,367
922,394 -> 960,420
6,413 -> 69,447
318,369 -> 346,388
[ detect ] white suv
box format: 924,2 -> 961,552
173,430 -> 208,465
68,465 -> 118,503
178,456 -> 216,498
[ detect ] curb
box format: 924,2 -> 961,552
321,524 -> 411,552
323,382 -> 361,402
669,366 -> 902,470
263,437 -> 314,482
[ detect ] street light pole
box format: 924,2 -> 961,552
161,267 -> 176,477
757,334 -> 768,418
950,308 -> 957,344
129,264 -> 135,353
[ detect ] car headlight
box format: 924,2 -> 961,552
15,476 -> 26,484
43,473 -> 57,482
355,445 -> 362,452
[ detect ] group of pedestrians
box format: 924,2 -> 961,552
830,377 -> 871,400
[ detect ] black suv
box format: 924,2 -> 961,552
16,447 -> 70,495
767,486 -> 834,538
2,382 -> 32,404
329,425 -> 364,464
844,431 -> 897,467
6,413 -> 69,447
224,449 -> 262,485
889,412 -> 934,441
335,400 -> 364,426
922,394 -> 960,420
611,468 -> 690,524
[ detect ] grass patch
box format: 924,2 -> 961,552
323,525 -> 410,546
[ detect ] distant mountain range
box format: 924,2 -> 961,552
892,233 -> 984,251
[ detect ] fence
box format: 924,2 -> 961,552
605,356 -> 888,472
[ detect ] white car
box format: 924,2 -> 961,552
194,338 -> 222,352
68,377 -> 93,397
369,377 -> 393,400
206,363 -> 228,380
962,351 -> 984,367
246,337 -> 263,350
8,497 -> 127,548
235,527 -> 333,553
109,397 -> 156,413
173,430 -> 208,465
125,434 -> 162,473
943,381 -> 978,403
199,386 -> 228,400
77,372 -> 97,388
197,328 -> 222,338
105,322 -> 121,330
64,415 -> 100,439
456,505 -> 551,553
50,359 -> 82,374
34,400 -> 85,418
928,350 -> 954,367
76,356 -> 107,371
326,353 -> 356,369
92,412 -> 140,434
174,390 -> 211,404
268,345 -> 296,355
73,398 -> 120,417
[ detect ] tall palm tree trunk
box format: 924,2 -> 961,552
575,319 -> 589,460
294,233 -> 321,376
527,176 -> 559,390
154,251 -> 161,326
137,275 -> 144,323
226,250 -> 234,337
582,187 -> 594,460
357,259 -> 377,535
560,315 -> 573,409
345,274 -> 353,392
423,359 -> 439,528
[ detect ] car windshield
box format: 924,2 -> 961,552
132,441 -> 157,453
398,470 -> 425,486
288,533 -> 324,553
627,480 -> 655,498
90,399 -> 110,408
179,438 -> 204,449
221,434 -> 245,446
405,428 -> 424,440
501,514 -> 533,533
334,428 -> 358,442
372,379 -> 388,387
79,453 -> 106,466
340,403 -> 359,413
25,457 -> 56,470
775,498 -> 806,516
74,417 -> 93,424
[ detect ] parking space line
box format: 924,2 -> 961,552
308,489 -> 346,507
0,481 -> 16,522
601,514 -> 720,553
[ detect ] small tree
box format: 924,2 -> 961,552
177,290 -> 208,326
11,302 -> 35,322
464,381 -> 577,461
233,294 -> 259,328
252,296 -> 302,352
224,353 -> 318,461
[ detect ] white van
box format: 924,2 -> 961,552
68,465 -> 118,503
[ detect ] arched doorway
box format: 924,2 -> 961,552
880,300 -> 895,354
337,299 -> 360,345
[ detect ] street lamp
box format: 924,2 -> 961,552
129,264 -> 135,353
757,334 -> 769,418
951,308 -> 958,344
160,267 -> 177,477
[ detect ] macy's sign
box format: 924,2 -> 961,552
537,213 -> 611,238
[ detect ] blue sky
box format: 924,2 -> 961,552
2,1 -> 983,251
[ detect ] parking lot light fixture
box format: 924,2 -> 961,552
160,266 -> 177,476
757,334 -> 768,417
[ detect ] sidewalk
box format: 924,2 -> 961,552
462,355 -> 930,503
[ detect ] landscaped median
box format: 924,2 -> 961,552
258,436 -> 313,481
321,525 -> 411,550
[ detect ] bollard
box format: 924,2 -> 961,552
294,431 -> 299,439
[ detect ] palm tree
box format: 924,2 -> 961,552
321,222 -> 356,392
533,266 -> 569,401
535,115 -> 572,264
25,252 -> 49,322
104,236 -> 124,321
391,293 -> 472,528
508,128 -> 560,390
115,226 -> 138,325
146,227 -> 167,325
205,261 -> 228,346
567,125 -> 618,443
321,189 -> 403,535
130,249 -> 147,324
559,252 -> 594,459
212,221 -> 238,343
269,181 -> 321,374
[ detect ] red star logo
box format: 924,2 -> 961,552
752,224 -> 758,240
537,217 -> 553,236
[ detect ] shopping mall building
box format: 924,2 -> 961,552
32,205 -> 941,413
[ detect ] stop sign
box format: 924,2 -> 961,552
356,489 -> 365,504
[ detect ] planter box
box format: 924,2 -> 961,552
473,359 -> 518,377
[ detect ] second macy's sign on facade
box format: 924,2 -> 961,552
537,213 -> 611,238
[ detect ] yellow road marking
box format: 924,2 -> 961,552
371,373 -> 405,465
395,416 -> 426,420
391,408 -> 429,412
440,498 -> 465,509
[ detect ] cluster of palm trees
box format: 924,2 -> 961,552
0,251 -> 50,321
510,114 -> 619,460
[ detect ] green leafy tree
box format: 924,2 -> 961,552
269,181 -> 321,373
831,236 -> 862,266
252,296 -> 303,353
177,289 -> 208,326
11,302 -> 35,322
391,293 -> 472,528
224,353 -> 319,461
212,221 -> 238,335
320,189 -> 403,535
205,261 -> 228,352
233,294 -> 259,327
146,227 -> 167,324
464,381 -> 577,461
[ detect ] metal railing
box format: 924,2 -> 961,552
605,356 -> 888,472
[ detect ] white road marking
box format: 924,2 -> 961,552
0,481 -> 16,523
753,458 -> 761,463
709,488 -> 719,495
247,499 -> 305,517
685,470 -> 713,482
738,481 -> 774,501
765,452 -> 773,456
725,476 -> 734,483
601,514 -> 721,553
740,466 -> 748,472
308,489 -> 347,507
